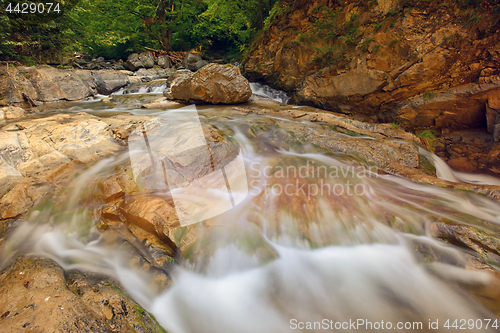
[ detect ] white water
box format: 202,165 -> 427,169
2,92 -> 500,332
250,82 -> 291,104
112,84 -> 167,96
421,148 -> 500,186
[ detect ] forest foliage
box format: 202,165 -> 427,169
0,0 -> 280,63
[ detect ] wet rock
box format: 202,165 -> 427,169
119,195 -> 180,255
141,97 -> 183,109
431,222 -> 500,261
165,63 -> 252,104
0,257 -> 165,333
435,129 -> 500,176
487,92 -> 500,141
0,182 -> 51,219
0,112 -> 151,220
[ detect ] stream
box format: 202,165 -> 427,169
2,83 -> 500,332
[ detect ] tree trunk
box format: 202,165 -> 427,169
257,0 -> 264,29
158,0 -> 173,51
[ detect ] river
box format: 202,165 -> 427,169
1,83 -> 500,332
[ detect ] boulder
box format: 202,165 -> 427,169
194,60 -> 209,70
92,70 -> 129,95
157,54 -> 171,68
138,51 -> 155,69
124,53 -> 143,71
183,52 -> 203,71
165,63 -> 252,104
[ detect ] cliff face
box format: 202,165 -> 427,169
243,0 -> 500,135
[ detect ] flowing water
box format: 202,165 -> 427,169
2,85 -> 500,332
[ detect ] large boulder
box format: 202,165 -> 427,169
165,63 -> 252,104
0,67 -> 95,104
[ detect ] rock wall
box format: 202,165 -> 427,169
0,66 -> 131,106
243,0 -> 500,134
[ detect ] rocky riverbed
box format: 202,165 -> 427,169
0,59 -> 500,332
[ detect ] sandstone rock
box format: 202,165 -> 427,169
0,112 -> 151,220
377,0 -> 399,15
0,182 -> 51,219
157,55 -> 171,68
447,157 -> 478,173
183,52 -> 203,71
165,63 -> 252,104
0,257 -> 165,333
0,106 -> 27,122
138,51 -> 155,69
0,164 -> 23,198
243,0 -> 500,131
487,92 -> 500,140
119,195 -> 180,255
393,85 -> 498,129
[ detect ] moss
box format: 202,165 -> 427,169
423,90 -> 436,101
418,155 -> 437,177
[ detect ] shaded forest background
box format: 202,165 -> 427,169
0,0 -> 284,64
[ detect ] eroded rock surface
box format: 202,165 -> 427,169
0,111 -> 151,220
0,257 -> 165,333
243,0 -> 500,130
0,66 -> 131,106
